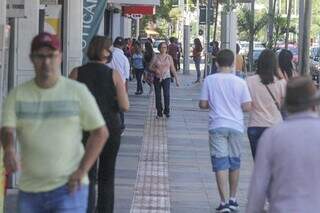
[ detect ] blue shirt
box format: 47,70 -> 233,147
132,53 -> 144,70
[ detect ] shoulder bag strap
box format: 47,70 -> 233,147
265,85 -> 281,111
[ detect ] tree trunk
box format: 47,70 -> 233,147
267,0 -> 277,49
300,0 -> 312,75
213,0 -> 219,41
285,0 -> 293,49
249,0 -> 255,73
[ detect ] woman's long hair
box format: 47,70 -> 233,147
194,38 -> 203,52
278,49 -> 294,79
144,42 -> 154,63
256,49 -> 279,85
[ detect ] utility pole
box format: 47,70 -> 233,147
205,0 -> 212,77
285,0 -> 293,49
0,0 -> 6,109
299,0 -> 312,75
213,0 -> 219,42
248,0 -> 255,73
298,0 -> 304,71
183,0 -> 190,74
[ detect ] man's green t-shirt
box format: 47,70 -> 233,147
1,76 -> 105,192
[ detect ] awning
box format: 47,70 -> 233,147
122,6 -> 155,15
108,0 -> 160,6
145,29 -> 159,35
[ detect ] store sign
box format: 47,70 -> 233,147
130,14 -> 143,20
6,0 -> 26,18
122,6 -> 155,15
82,0 -> 107,62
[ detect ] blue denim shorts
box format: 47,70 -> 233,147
209,128 -> 243,172
18,184 -> 88,213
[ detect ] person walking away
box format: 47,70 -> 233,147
211,41 -> 220,75
246,49 -> 286,159
247,76 -> 320,213
235,44 -> 246,78
1,32 -> 108,213
150,42 -> 180,118
107,37 -> 130,135
278,49 -> 298,81
199,49 -> 252,212
132,42 -> 145,95
193,38 -> 203,83
70,36 -> 129,213
143,42 -> 155,95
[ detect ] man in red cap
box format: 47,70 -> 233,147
1,32 -> 108,212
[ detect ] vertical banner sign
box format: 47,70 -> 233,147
82,0 -> 107,63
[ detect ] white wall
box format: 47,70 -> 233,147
0,0 -> 6,110
14,0 -> 40,85
122,17 -> 132,38
63,0 -> 83,75
112,5 -> 121,40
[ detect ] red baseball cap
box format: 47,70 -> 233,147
31,32 -> 61,52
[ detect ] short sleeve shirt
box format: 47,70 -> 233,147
1,76 -> 105,192
246,75 -> 286,127
200,73 -> 252,132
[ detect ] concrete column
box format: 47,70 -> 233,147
112,8 -> 121,40
123,17 -> 132,38
220,11 -> 237,70
183,25 -> 190,75
63,0 -> 82,76
0,0 -> 6,108
14,0 -> 40,85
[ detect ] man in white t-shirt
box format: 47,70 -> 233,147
107,37 -> 130,133
199,49 -> 252,213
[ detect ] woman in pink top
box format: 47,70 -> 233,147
246,49 -> 286,159
150,42 -> 179,118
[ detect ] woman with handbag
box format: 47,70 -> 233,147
69,36 -> 129,213
246,49 -> 286,159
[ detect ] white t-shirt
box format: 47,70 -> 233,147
107,47 -> 130,83
200,73 -> 252,132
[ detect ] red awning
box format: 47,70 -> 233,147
122,6 -> 155,15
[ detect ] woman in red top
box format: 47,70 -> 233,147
193,38 -> 203,83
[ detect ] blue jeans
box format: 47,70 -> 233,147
154,77 -> 171,115
209,128 -> 243,172
194,58 -> 201,81
247,127 -> 267,160
18,184 -> 88,213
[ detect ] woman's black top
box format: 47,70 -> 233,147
77,62 -> 121,133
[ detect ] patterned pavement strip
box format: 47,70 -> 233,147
130,96 -> 171,213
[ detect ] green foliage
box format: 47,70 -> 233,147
237,7 -> 268,41
169,8 -> 182,20
312,0 -> 320,38
268,15 -> 297,49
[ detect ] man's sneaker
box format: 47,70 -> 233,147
216,203 -> 231,213
228,200 -> 239,211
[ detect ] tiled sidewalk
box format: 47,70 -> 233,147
4,71 -> 254,213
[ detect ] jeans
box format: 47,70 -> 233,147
154,78 -> 171,115
119,112 -> 125,130
18,184 -> 88,213
247,127 -> 267,159
194,58 -> 201,81
209,128 -> 243,172
135,69 -> 144,92
86,132 -> 121,213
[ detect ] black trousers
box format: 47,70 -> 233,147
154,78 -> 171,115
135,69 -> 144,92
85,132 -> 121,213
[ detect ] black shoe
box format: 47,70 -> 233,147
135,91 -> 140,95
165,113 -> 170,118
156,112 -> 163,118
